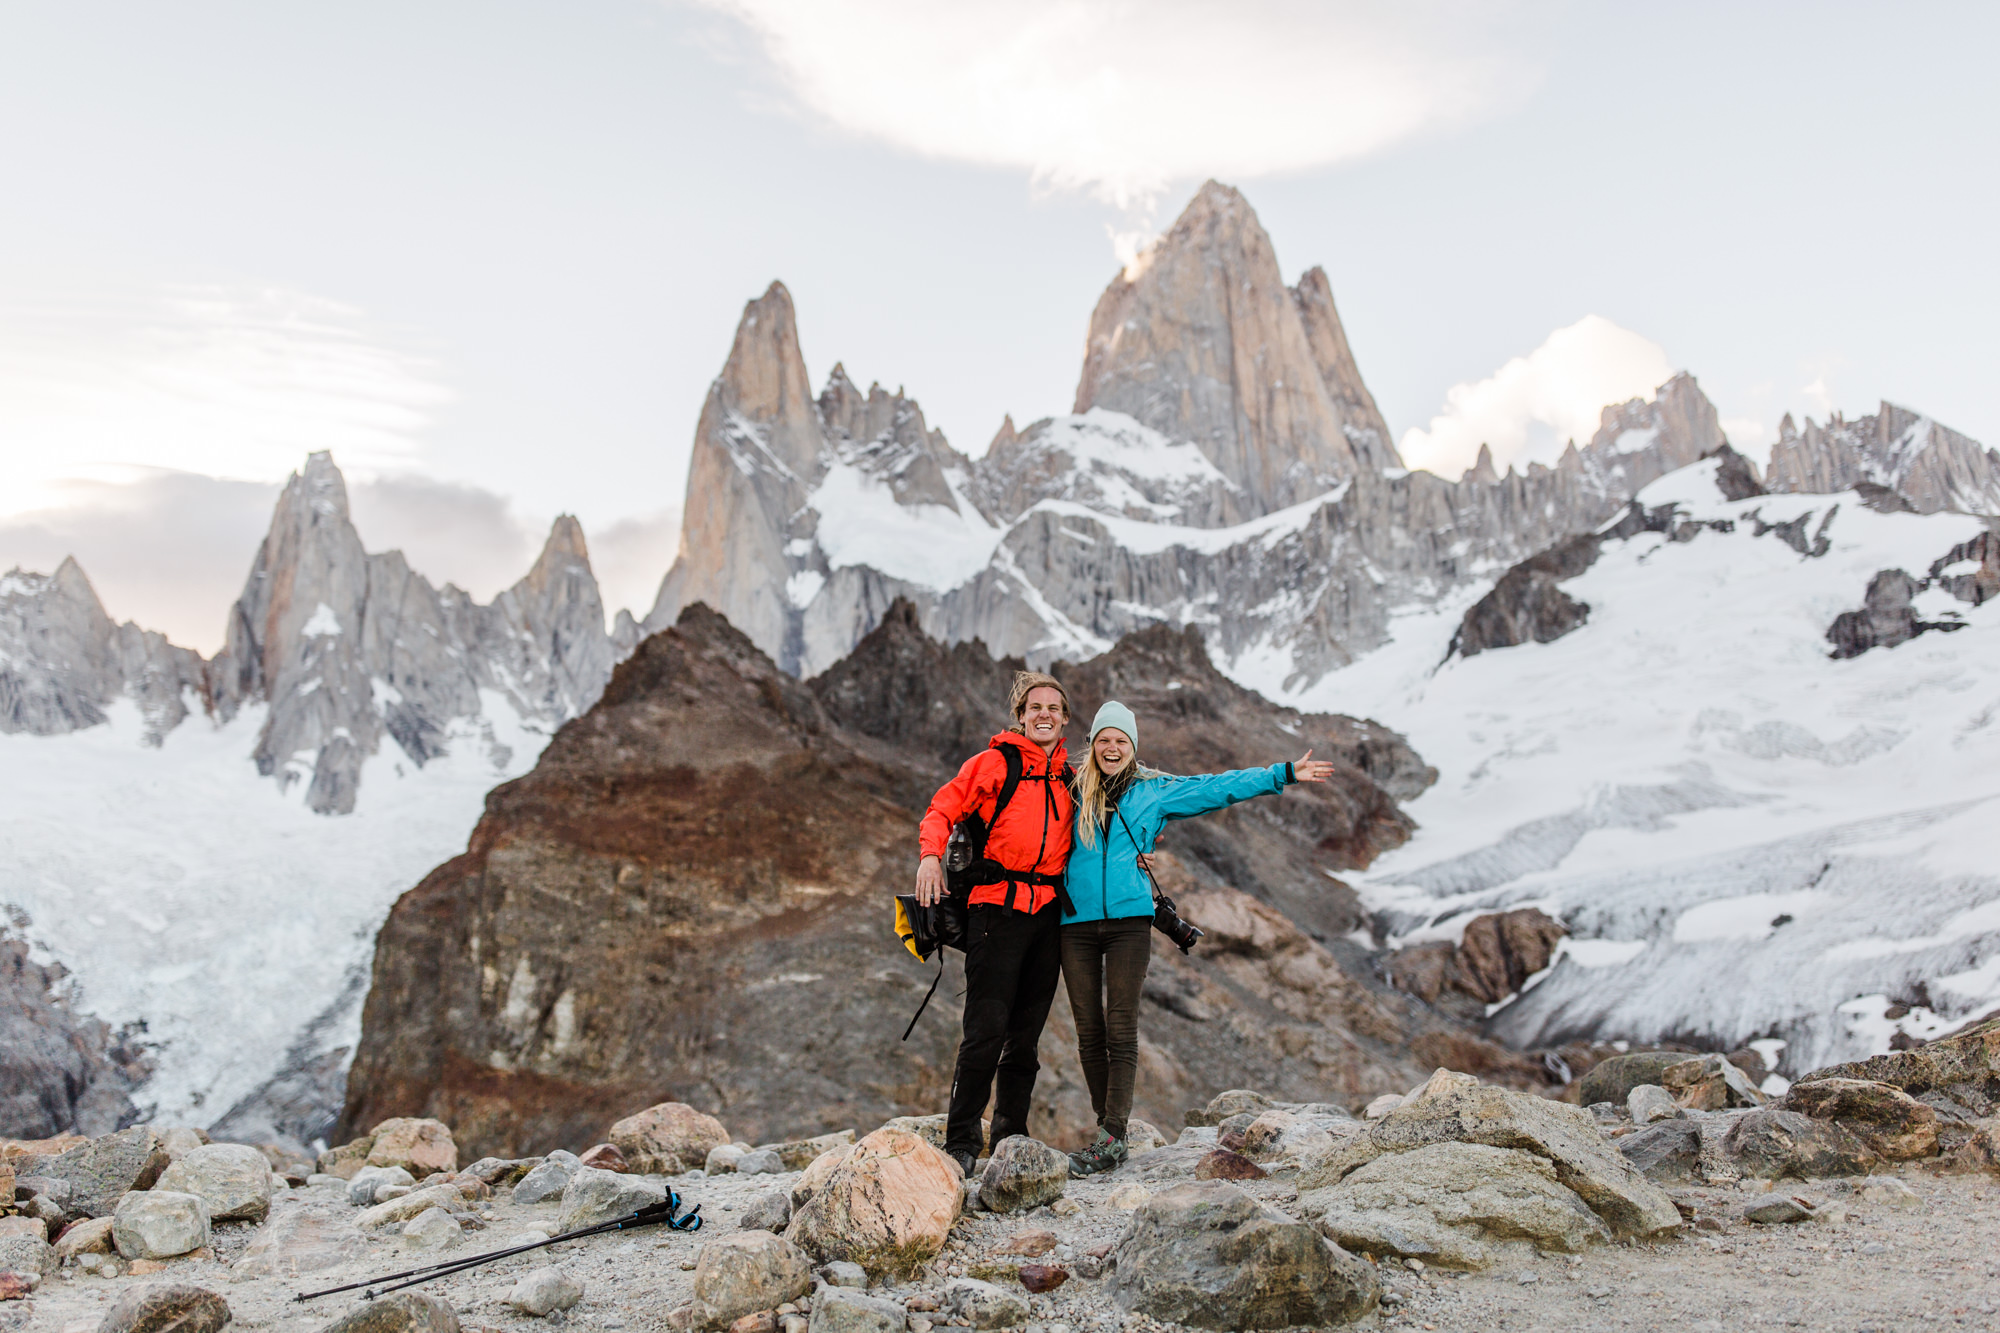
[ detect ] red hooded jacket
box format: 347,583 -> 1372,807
918,731 -> 1074,913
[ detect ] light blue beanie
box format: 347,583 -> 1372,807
1089,700 -> 1139,748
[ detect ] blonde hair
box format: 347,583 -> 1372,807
1008,671 -> 1070,724
1074,735 -> 1157,849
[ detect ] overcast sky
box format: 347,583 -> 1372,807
2,1 -> 1994,651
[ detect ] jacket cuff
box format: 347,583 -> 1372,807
1283,761 -> 1295,785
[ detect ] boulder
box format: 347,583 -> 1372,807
945,1278 -> 1028,1330
54,1215 -> 116,1260
820,1260 -> 867,1288
558,1167 -> 668,1231
784,1128 -> 961,1278
978,1137 -> 1066,1213
399,1207 -> 461,1252
0,1217 -> 52,1277
791,1144 -> 856,1209
348,1165 -> 418,1207
1018,1262 -> 1066,1293
1662,1054 -> 1766,1110
762,1131 -> 857,1172
1125,1118 -> 1168,1154
507,1265 -> 585,1316
1626,1085 -> 1681,1125
1203,1090 -> 1274,1121
99,1283 -> 231,1333
1617,1120 -> 1702,1182
231,1198 -> 369,1278
460,1156 -> 541,1187
156,1143 -> 276,1222
512,1151 -> 581,1205
807,1286 -> 906,1333
610,1103 -> 731,1175
1296,1073 -> 1681,1239
739,1190 -> 792,1233
578,1143 -> 629,1173
316,1137 -> 376,1180
1720,1109 -> 1877,1179
1299,1142 -> 1612,1270
1743,1195 -> 1815,1224
317,1292 -> 461,1333
1782,1078 -> 1939,1160
691,1230 -> 814,1332
366,1119 -> 459,1177
1113,1181 -> 1378,1328
24,1126 -> 169,1217
112,1190 -> 211,1260
1575,1052 -> 1688,1108
1801,1016 -> 2000,1112
355,1185 -> 467,1230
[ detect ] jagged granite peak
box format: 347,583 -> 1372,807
1765,401 -> 2000,515
1292,265 -> 1400,471
477,515 -> 617,723
1072,180 -> 1383,517
817,363 -> 968,511
0,558 -> 204,744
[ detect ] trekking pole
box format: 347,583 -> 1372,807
293,1189 -> 702,1303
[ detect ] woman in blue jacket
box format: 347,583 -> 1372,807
1061,700 -> 1337,1177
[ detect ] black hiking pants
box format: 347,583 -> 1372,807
1059,915 -> 1153,1140
945,901 -> 1062,1160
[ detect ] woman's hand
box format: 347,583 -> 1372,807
1292,749 -> 1336,784
1135,853 -> 1157,874
915,855 -> 946,906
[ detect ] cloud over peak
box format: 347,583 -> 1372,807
692,0 -> 1535,207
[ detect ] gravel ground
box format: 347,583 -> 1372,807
11,1162 -> 2000,1333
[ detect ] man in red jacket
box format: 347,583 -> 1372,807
915,670 -> 1076,1176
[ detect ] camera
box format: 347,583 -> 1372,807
1152,892 -> 1205,953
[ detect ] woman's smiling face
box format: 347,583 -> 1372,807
1093,727 -> 1132,775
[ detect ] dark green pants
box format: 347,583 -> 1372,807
1059,916 -> 1152,1140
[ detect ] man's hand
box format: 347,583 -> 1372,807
1293,749 -> 1337,783
915,855 -> 946,906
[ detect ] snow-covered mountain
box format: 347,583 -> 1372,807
1284,460 -> 2000,1082
1,453 -> 627,1139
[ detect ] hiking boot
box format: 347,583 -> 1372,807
949,1149 -> 977,1180
1068,1129 -> 1127,1177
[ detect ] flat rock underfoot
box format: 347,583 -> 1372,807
11,1165 -> 2000,1333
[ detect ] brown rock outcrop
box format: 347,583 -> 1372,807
1387,909 -> 1568,1009
340,599 -> 1545,1158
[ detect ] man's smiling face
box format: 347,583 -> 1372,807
1019,685 -> 1067,750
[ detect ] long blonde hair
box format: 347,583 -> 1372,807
1075,741 -> 1157,849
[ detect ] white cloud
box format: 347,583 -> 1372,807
1399,316 -> 1676,479
690,0 -> 1534,207
0,282 -> 451,517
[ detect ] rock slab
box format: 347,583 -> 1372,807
557,1167 -> 667,1231
1113,1180 -> 1378,1328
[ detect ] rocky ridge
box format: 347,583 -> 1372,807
339,598 -> 1587,1164
2,452 -> 621,813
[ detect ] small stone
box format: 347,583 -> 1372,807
1203,1090 -> 1275,1121
1106,1183 -> 1150,1211
366,1118 -> 460,1177
1516,1271 -> 1539,1285
821,1261 -> 868,1288
111,1190 -> 211,1260
460,1156 -> 539,1186
1213,1113 -> 1257,1150
400,1206 -> 462,1252
317,1291 -> 462,1333
557,1167 -> 668,1231
763,1132 -> 858,1172
579,1144 -> 630,1173
0,1273 -> 36,1299
0,1219 -> 51,1279
807,1286 -> 907,1333
348,1165 -> 418,1207
508,1266 -> 586,1317
729,1314 -> 778,1333
1626,1085 -> 1681,1126
1048,1198 -> 1081,1219
707,1145 -> 751,1176
692,1229 -> 815,1331
1859,1241 -> 1887,1255
737,1150 -> 787,1176
990,1229 -> 1056,1257
97,1282 -> 231,1333
1192,1149 -> 1265,1181
1364,1094 -> 1405,1120
355,1184 -> 466,1230
315,1137 -> 376,1181
1017,1263 -> 1067,1293
979,1138 -> 1066,1214
1857,1176 -> 1920,1209
946,1278 -> 1029,1329
1742,1196 -> 1815,1224
1124,1120 -> 1168,1155
740,1190 -> 794,1234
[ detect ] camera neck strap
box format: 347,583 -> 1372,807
1111,806 -> 1165,906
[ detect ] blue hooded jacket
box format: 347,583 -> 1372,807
1062,763 -> 1292,924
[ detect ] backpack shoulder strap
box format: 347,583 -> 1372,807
990,743 -> 1025,825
